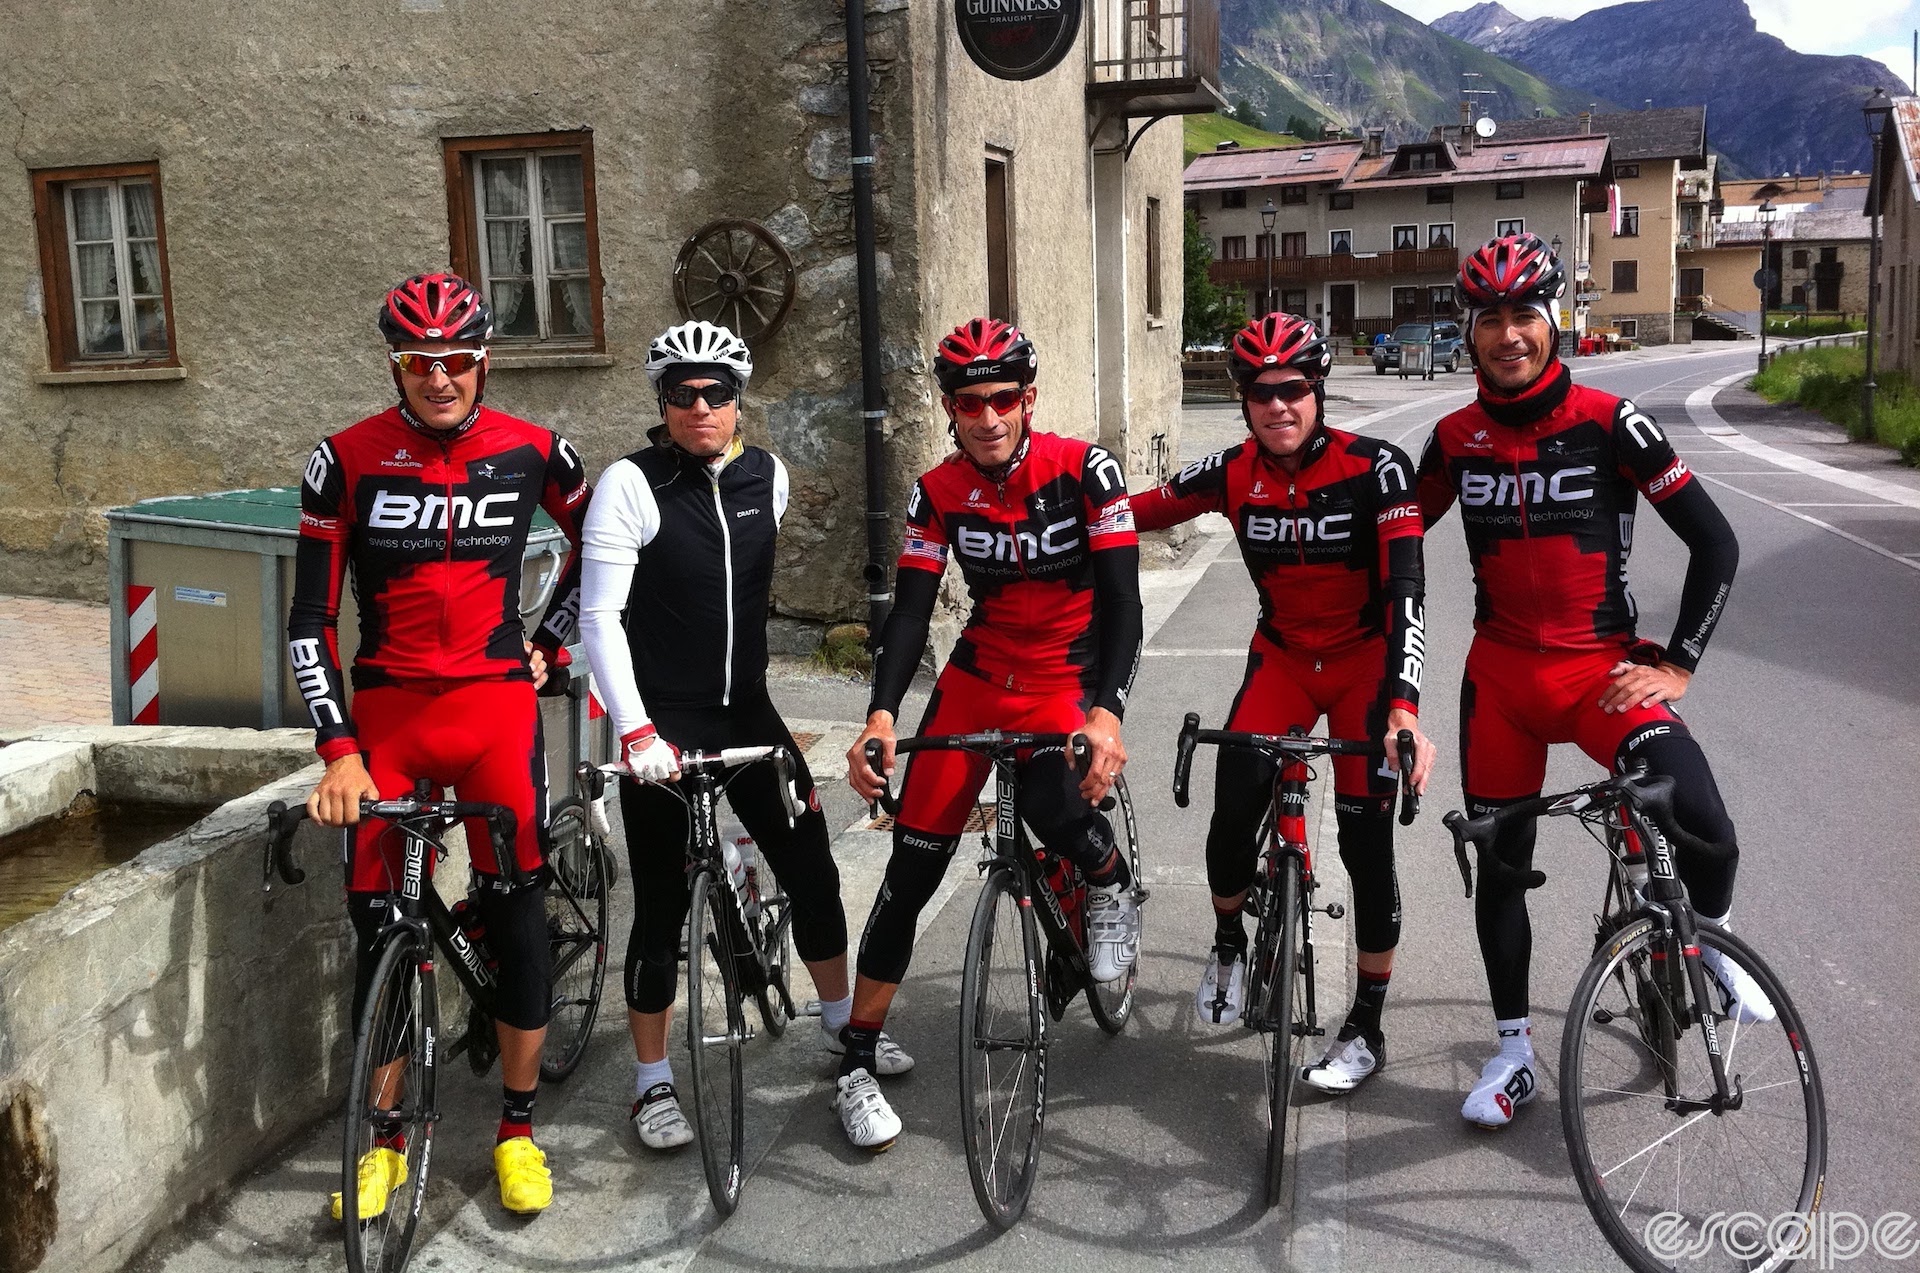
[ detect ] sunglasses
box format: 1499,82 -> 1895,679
1244,379 -> 1318,405
661,382 -> 738,409
949,387 -> 1027,417
389,349 -> 486,377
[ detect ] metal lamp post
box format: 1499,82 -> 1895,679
1550,235 -> 1566,354
1757,198 -> 1776,375
1863,87 -> 1893,440
1260,197 -> 1278,317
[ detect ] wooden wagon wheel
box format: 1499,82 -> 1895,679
672,219 -> 798,344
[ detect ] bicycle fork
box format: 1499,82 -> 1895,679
1273,760 -> 1343,1042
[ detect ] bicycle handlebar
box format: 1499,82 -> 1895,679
1171,713 -> 1398,812
590,745 -> 805,824
863,732 -> 1092,820
261,786 -> 523,896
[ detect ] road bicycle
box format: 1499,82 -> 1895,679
1172,717 -> 1417,1210
603,744 -> 804,1218
1443,766 -> 1826,1273
263,780 -> 611,1273
864,731 -> 1145,1231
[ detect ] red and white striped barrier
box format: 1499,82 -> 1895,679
127,585 -> 160,725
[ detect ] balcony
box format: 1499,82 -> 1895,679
1208,246 -> 1460,288
1087,0 -> 1225,118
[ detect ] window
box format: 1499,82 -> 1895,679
1613,260 -> 1639,293
1221,235 -> 1247,260
31,162 -> 178,368
1615,163 -> 1640,179
984,154 -> 1015,322
1282,289 -> 1308,316
1428,186 -> 1454,205
1407,150 -> 1440,172
1428,223 -> 1455,249
1280,185 -> 1307,206
1145,197 -> 1163,319
1392,286 -> 1421,320
1618,205 -> 1640,237
1281,231 -> 1306,258
445,132 -> 602,346
1221,189 -> 1247,209
1496,181 -> 1525,200
1493,218 -> 1524,239
1329,192 -> 1354,211
1392,224 -> 1418,251
1429,285 -> 1456,314
1791,248 -> 1810,269
1329,229 -> 1353,255
1618,318 -> 1639,338
1252,233 -> 1274,259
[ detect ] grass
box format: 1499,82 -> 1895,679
1751,346 -> 1920,465
1184,114 -> 1301,165
1765,314 -> 1864,337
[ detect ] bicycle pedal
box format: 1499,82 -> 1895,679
800,999 -> 823,1017
1320,902 -> 1346,919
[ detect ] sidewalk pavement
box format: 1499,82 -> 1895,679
0,594 -> 112,731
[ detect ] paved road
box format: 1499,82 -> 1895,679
138,346 -> 1920,1272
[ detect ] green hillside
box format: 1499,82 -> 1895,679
1184,114 -> 1302,165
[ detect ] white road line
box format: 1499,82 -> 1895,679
1689,373 -> 1920,511
1692,474 -> 1920,575
1779,502 -> 1900,509
1141,648 -> 1249,657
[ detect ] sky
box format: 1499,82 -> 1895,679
1383,0 -> 1920,90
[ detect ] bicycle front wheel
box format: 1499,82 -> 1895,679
686,869 -> 748,1217
958,866 -> 1048,1231
1252,861 -> 1305,1211
540,798 -> 610,1082
1562,918 -> 1826,1273
342,934 -> 437,1273
1085,775 -> 1143,1035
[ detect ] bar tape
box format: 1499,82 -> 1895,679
128,584 -> 160,725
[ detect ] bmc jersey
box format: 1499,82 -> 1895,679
1416,376 -> 1708,661
898,429 -> 1138,698
290,404 -> 590,761
1132,427 -> 1425,711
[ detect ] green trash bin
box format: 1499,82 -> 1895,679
106,488 -> 571,729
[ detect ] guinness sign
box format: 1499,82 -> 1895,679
954,0 -> 1082,82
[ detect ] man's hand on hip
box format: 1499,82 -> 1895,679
1600,661 -> 1690,714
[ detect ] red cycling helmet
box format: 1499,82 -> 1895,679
378,273 -> 493,345
1457,233 -> 1567,310
1226,312 -> 1331,387
934,318 -> 1037,394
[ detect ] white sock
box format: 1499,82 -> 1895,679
1496,1016 -> 1534,1063
819,994 -> 853,1034
1699,908 -> 1731,930
635,1058 -> 673,1097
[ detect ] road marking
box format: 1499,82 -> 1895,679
1689,373 -> 1920,511
1142,648 -> 1250,657
1778,502 -> 1900,508
1692,474 -> 1920,575
1141,527 -> 1236,646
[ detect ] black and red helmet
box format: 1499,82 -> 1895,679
934,318 -> 1037,394
1226,312 -> 1331,387
1457,233 -> 1567,310
378,273 -> 493,345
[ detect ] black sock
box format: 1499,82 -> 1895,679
499,1085 -> 536,1143
839,1021 -> 882,1079
1344,969 -> 1391,1042
1084,845 -> 1131,889
1214,903 -> 1248,959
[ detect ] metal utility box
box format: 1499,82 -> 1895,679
1398,339 -> 1433,380
107,488 -> 571,729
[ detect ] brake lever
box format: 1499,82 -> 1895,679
774,747 -> 804,826
1172,712 -> 1199,809
1395,729 -> 1420,826
863,738 -> 900,817
1441,811 -> 1474,898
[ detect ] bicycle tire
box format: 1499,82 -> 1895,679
540,799 -> 610,1082
686,868 -> 747,1217
1085,775 -> 1143,1035
755,893 -> 794,1038
958,866 -> 1048,1231
1562,918 -> 1826,1273
342,934 -> 437,1273
1258,863 -> 1305,1211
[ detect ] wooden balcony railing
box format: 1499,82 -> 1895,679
1087,0 -> 1225,118
1207,246 -> 1459,288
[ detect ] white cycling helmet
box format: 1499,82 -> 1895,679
645,320 -> 754,388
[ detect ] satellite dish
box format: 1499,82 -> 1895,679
1475,117 -> 1497,139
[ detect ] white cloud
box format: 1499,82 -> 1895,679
1863,44 -> 1915,90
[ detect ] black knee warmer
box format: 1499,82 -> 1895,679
1618,727 -> 1739,918
1467,795 -> 1540,1021
855,825 -> 960,984
1334,800 -> 1402,954
474,875 -> 552,1031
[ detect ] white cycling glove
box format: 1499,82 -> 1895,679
619,725 -> 681,782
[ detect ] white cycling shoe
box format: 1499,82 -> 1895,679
632,1082 -> 695,1151
1462,1052 -> 1539,1128
1086,884 -> 1140,983
1700,946 -> 1777,1024
1194,946 -> 1247,1026
822,1024 -> 916,1075
833,1068 -> 902,1152
1300,1027 -> 1382,1094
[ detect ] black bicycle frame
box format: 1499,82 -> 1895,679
1261,754 -> 1321,1037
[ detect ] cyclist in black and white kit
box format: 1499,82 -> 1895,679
578,320 -> 911,1152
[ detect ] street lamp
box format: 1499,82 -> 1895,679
1551,236 -> 1565,353
1756,198 -> 1776,375
1863,87 -> 1893,440
1260,197 -> 1278,317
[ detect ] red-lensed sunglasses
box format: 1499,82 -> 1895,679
389,349 -> 486,377
949,387 -> 1027,417
1243,379 -> 1317,405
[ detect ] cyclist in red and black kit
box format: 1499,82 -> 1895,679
290,273 -> 590,1215
1133,312 -> 1435,1093
841,318 -> 1145,1151
1416,234 -> 1769,1130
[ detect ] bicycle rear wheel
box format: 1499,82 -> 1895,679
958,866 -> 1048,1231
686,868 -> 748,1217
1252,861 -> 1305,1211
1085,775 -> 1143,1035
540,798 -> 610,1082
342,934 -> 437,1273
754,892 -> 794,1038
1562,918 -> 1826,1273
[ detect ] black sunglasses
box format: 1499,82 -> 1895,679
1244,379 -> 1317,405
662,382 -> 737,409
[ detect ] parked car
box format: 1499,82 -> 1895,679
1372,321 -> 1464,375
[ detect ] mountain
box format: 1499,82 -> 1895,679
1183,115 -> 1302,164
1437,0 -> 1901,176
1429,3 -> 1564,57
1218,0 -> 1598,147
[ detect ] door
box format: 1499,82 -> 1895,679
1328,284 -> 1357,337
1679,267 -> 1704,307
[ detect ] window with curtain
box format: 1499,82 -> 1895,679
31,163 -> 177,369
445,132 -> 604,348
